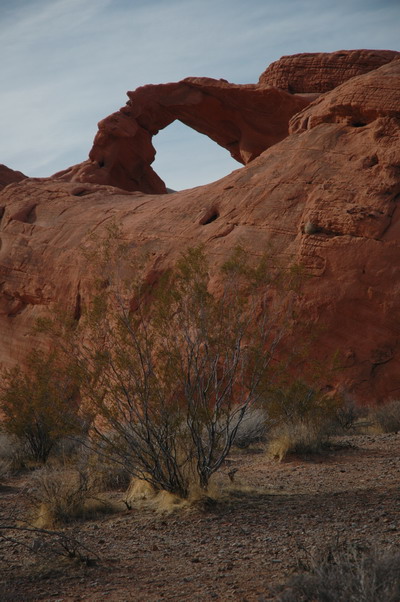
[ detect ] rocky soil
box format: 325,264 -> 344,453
1,431 -> 399,601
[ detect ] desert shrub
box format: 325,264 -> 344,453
0,457 -> 10,481
0,432 -> 14,477
264,380 -> 344,459
29,465 -> 114,527
268,421 -> 330,461
0,522 -> 98,566
370,399 -> 400,433
278,541 -> 400,602
0,351 -> 83,464
86,452 -> 132,491
330,400 -> 364,433
266,380 -> 342,427
0,431 -> 28,472
230,408 -> 268,449
50,435 -> 88,463
42,241 -> 300,499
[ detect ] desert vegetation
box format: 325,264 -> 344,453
1,241 -> 400,600
0,351 -> 82,464
18,242 -> 304,500
278,541 -> 400,602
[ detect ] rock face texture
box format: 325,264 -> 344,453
0,164 -> 26,191
290,58 -> 400,133
55,78 -> 311,194
259,49 -> 400,92
1,50 -> 400,403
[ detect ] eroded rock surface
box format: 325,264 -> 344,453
259,49 -> 400,92
290,58 -> 400,133
55,78 -> 310,193
0,164 -> 26,191
1,50 -> 400,402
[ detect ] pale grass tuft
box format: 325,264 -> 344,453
231,408 -> 268,449
125,476 -> 223,512
29,466 -> 116,528
267,422 -> 328,461
125,477 -> 187,512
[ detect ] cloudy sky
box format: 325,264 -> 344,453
1,0 -> 399,190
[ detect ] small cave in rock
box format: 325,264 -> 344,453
352,121 -> 367,128
71,187 -> 90,197
200,208 -> 220,225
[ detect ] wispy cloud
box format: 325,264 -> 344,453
1,0 -> 399,188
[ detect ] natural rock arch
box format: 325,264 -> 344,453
53,50 -> 400,195
54,78 -> 311,194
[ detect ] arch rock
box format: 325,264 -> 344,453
54,77 -> 311,193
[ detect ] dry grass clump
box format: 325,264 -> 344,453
124,477 -> 188,512
0,433 -> 12,479
369,399 -> 400,433
86,454 -> 132,492
277,541 -> 400,601
267,422 -> 330,461
0,431 -> 28,472
264,381 -> 345,460
29,466 -> 116,527
124,473 -> 222,513
231,408 -> 268,449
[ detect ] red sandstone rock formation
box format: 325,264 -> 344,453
0,164 -> 26,191
290,57 -> 400,133
54,78 -> 310,194
1,50 -> 400,403
54,49 -> 398,196
259,49 -> 400,92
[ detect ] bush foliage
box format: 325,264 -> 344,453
0,351 -> 82,463
278,541 -> 400,601
69,246 -> 294,498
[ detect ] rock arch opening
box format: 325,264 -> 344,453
56,78 -> 312,194
152,121 -> 240,191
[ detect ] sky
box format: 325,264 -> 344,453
1,0 -> 399,191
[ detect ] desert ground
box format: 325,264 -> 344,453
1,430 -> 399,601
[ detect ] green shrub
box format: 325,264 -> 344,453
42,243 -> 299,499
0,351 -> 83,464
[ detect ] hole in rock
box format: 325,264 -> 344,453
71,187 -> 90,197
200,208 -> 220,225
352,122 -> 367,128
152,121 -> 240,191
